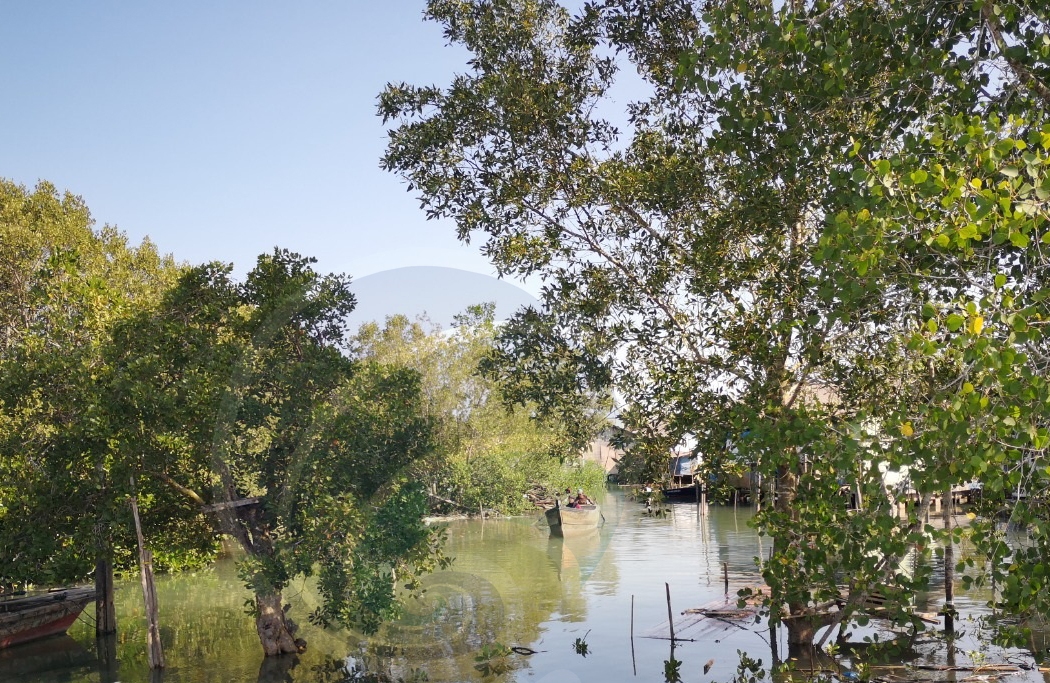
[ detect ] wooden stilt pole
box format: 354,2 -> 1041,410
943,486 -> 955,636
665,583 -> 675,642
723,562 -> 729,596
631,594 -> 637,676
93,469 -> 116,637
770,620 -> 779,664
94,555 -> 116,635
130,486 -> 165,670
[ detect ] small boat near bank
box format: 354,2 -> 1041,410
545,503 -> 601,536
661,484 -> 702,500
0,588 -> 94,649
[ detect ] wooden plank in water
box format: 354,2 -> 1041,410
641,593 -> 764,641
641,584 -> 939,641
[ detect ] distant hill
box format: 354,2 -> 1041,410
348,266 -> 538,330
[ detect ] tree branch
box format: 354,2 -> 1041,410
519,198 -> 750,384
982,4 -> 1050,108
150,470 -> 207,508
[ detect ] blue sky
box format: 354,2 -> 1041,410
2,2 -> 524,290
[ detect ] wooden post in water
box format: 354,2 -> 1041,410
94,520 -> 117,636
130,487 -> 165,670
723,562 -> 729,596
93,467 -> 117,636
630,594 -> 635,640
943,486 -> 955,636
665,583 -> 675,642
770,620 -> 779,665
630,594 -> 637,676
94,555 -> 116,635
96,631 -> 118,680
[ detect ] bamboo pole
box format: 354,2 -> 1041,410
130,489 -> 165,669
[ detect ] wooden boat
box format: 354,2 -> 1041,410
545,503 -> 601,536
0,588 -> 94,649
661,484 -> 701,500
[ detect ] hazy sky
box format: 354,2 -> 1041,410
2,2 -> 531,291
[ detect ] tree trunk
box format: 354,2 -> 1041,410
258,653 -> 300,681
227,506 -> 305,656
255,592 -> 299,657
785,618 -> 815,646
775,461 -> 822,647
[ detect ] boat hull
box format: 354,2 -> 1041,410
662,485 -> 701,499
0,588 -> 95,649
545,504 -> 600,536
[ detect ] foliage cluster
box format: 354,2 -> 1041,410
380,0 -> 1050,647
0,179 -> 198,585
354,304 -> 607,516
0,180 -> 449,653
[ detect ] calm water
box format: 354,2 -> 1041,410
3,492 -> 1047,683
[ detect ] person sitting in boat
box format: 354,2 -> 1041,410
571,488 -> 593,507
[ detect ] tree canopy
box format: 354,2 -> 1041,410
0,180 -> 448,655
381,0 -> 1049,648
104,250 -> 446,653
0,179 -> 188,586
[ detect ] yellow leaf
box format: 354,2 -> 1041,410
901,422 -> 914,437
969,315 -> 984,334
736,63 -> 748,73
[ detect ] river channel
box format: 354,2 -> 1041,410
3,491 -> 1048,683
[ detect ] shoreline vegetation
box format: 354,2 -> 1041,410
380,0 -> 1050,660
4,0 -> 1050,677
0,178 -> 611,658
